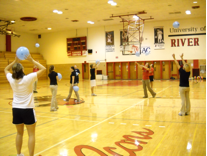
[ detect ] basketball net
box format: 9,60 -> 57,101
122,18 -> 144,55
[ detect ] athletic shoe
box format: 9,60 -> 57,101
33,91 -> 38,93
143,96 -> 148,98
178,112 -> 185,116
153,93 -> 156,98
92,94 -> 97,96
63,99 -> 69,102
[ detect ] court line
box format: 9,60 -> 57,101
0,119 -> 58,140
36,115 -> 99,122
189,124 -> 198,156
0,111 -> 99,123
34,85 -> 171,155
151,123 -> 173,156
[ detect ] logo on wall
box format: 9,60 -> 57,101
105,31 -> 115,52
154,27 -> 165,50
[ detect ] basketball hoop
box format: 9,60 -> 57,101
110,12 -> 153,55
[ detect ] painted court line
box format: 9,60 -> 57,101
189,125 -> 198,156
151,123 -> 173,156
34,85 -> 171,155
0,111 -> 98,123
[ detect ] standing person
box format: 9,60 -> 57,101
149,64 -> 154,88
74,65 -> 80,85
48,65 -> 60,111
64,66 -> 80,102
90,63 -> 99,96
135,62 -> 156,98
172,53 -> 191,116
4,55 -> 46,156
33,62 -> 39,93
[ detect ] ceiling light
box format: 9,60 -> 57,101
57,11 -> 63,14
193,1 -> 197,3
133,15 -> 139,20
11,20 -> 15,23
53,10 -> 58,13
87,21 -> 94,24
111,2 -> 117,6
47,28 -> 52,30
108,0 -> 113,4
185,10 -> 191,14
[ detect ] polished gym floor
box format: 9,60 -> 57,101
0,79 -> 206,156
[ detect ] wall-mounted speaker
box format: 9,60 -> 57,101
88,49 -> 92,54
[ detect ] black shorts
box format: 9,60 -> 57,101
12,108 -> 36,125
149,76 -> 154,82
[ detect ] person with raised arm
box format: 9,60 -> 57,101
4,54 -> 46,156
135,62 -> 156,98
172,53 -> 191,116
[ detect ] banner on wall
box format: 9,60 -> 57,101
105,31 -> 115,52
120,30 -> 129,52
154,27 -> 165,50
120,30 -> 128,46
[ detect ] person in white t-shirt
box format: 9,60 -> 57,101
4,55 -> 46,156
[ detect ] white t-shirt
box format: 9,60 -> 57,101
6,72 -> 37,108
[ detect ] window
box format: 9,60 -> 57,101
200,65 -> 206,74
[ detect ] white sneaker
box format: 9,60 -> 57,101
92,93 -> 97,96
178,112 -> 185,116
63,99 -> 69,102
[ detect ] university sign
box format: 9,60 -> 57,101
169,26 -> 206,47
171,38 -> 199,47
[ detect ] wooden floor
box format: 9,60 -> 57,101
0,79 -> 206,156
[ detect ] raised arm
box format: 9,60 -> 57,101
172,54 -> 180,69
135,62 -> 149,70
94,62 -> 100,69
135,62 -> 143,69
180,53 -> 186,66
26,55 -> 46,78
4,57 -> 20,75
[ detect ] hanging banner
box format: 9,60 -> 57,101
154,27 -> 165,50
105,31 -> 115,52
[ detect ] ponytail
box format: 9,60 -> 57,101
12,63 -> 24,80
49,65 -> 54,73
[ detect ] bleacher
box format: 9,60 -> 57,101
0,52 -> 47,83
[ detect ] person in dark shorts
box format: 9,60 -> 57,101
64,66 -> 80,102
172,53 -> 191,116
136,62 -> 156,98
48,65 -> 60,111
4,54 -> 46,156
90,63 -> 99,96
149,64 -> 154,88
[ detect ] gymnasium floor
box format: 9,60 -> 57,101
0,79 -> 206,156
